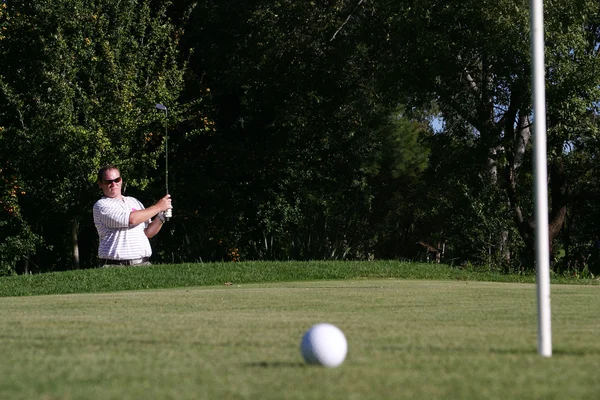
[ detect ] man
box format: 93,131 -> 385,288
93,165 -> 172,267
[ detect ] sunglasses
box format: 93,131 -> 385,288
103,177 -> 122,185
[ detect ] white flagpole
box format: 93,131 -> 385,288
530,0 -> 552,357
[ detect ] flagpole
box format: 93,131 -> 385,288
530,0 -> 552,357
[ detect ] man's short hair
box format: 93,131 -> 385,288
97,165 -> 119,183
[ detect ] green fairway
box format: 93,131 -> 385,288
1,279 -> 599,399
1,260 -> 596,298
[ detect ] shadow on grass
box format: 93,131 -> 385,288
381,344 -> 600,357
487,347 -> 538,355
490,346 -> 600,356
245,361 -> 306,368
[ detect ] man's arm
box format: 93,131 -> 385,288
129,204 -> 161,226
145,215 -> 165,238
129,195 -> 172,226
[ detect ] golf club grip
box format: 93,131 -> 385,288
164,209 -> 172,220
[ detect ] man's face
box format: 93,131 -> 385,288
99,168 -> 122,198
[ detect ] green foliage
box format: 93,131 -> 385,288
0,216 -> 43,276
413,128 -> 528,270
362,0 -> 600,267
0,162 -> 43,275
2,0 -> 600,272
161,1 -> 392,262
0,0 -> 188,271
364,110 -> 430,179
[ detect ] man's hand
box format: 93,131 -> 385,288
156,194 -> 172,213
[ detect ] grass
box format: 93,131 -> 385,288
1,279 -> 600,399
0,260 -> 597,297
1,261 -> 599,399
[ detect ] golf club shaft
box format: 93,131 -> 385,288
164,108 -> 172,219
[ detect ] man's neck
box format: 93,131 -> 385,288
104,194 -> 124,200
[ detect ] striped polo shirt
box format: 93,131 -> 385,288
93,196 -> 152,260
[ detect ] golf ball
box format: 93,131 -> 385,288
300,323 -> 348,367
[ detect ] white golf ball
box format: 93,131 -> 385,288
300,323 -> 348,368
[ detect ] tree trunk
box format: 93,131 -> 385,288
547,157 -> 568,255
72,219 -> 80,269
498,229 -> 510,265
505,155 -> 568,263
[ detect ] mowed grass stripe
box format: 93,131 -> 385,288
1,279 -> 599,400
1,260 -> 598,297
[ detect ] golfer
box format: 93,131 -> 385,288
93,165 -> 172,267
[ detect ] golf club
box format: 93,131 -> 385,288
155,103 -> 172,220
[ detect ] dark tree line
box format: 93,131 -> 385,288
1,0 -> 599,275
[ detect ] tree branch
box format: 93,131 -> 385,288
330,0 -> 366,41
512,113 -> 531,171
463,69 -> 479,94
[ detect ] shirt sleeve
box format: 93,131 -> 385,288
93,200 -> 130,228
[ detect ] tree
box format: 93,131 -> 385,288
361,0 -> 600,266
165,0 -> 396,261
363,108 -> 433,260
0,0 -> 187,272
